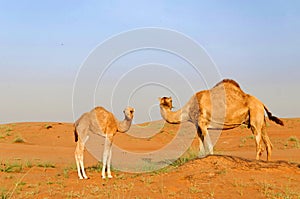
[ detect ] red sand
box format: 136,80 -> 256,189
0,118 -> 299,198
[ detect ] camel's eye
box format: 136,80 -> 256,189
130,110 -> 133,114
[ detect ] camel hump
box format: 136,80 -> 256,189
94,106 -> 108,113
93,106 -> 114,119
214,79 -> 241,89
93,106 -> 117,130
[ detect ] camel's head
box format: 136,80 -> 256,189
159,97 -> 173,110
123,107 -> 135,120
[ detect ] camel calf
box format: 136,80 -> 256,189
74,106 -> 134,179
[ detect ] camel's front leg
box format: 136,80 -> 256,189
102,137 -> 109,179
198,133 -> 206,158
107,144 -> 113,178
102,134 -> 113,179
197,125 -> 213,157
204,133 -> 214,154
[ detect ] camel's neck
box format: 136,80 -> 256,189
117,117 -> 132,133
160,106 -> 189,124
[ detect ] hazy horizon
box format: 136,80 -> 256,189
1,1 -> 299,124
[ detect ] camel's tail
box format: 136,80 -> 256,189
74,128 -> 78,142
264,106 -> 284,126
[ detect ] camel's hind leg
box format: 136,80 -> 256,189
75,142 -> 83,179
249,111 -> 266,161
74,129 -> 89,179
75,140 -> 88,179
261,121 -> 273,161
249,106 -> 272,161
250,123 -> 263,160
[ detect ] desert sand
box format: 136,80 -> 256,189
0,118 -> 299,198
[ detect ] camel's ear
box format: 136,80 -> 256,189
158,97 -> 161,101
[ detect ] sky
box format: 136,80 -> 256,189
0,0 -> 299,124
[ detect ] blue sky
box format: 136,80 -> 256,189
0,1 -> 299,123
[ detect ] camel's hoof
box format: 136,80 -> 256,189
198,155 -> 207,159
79,176 -> 89,180
107,175 -> 113,179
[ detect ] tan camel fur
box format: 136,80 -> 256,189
74,106 -> 134,179
159,79 -> 283,161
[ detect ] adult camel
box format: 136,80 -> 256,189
159,79 -> 283,161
